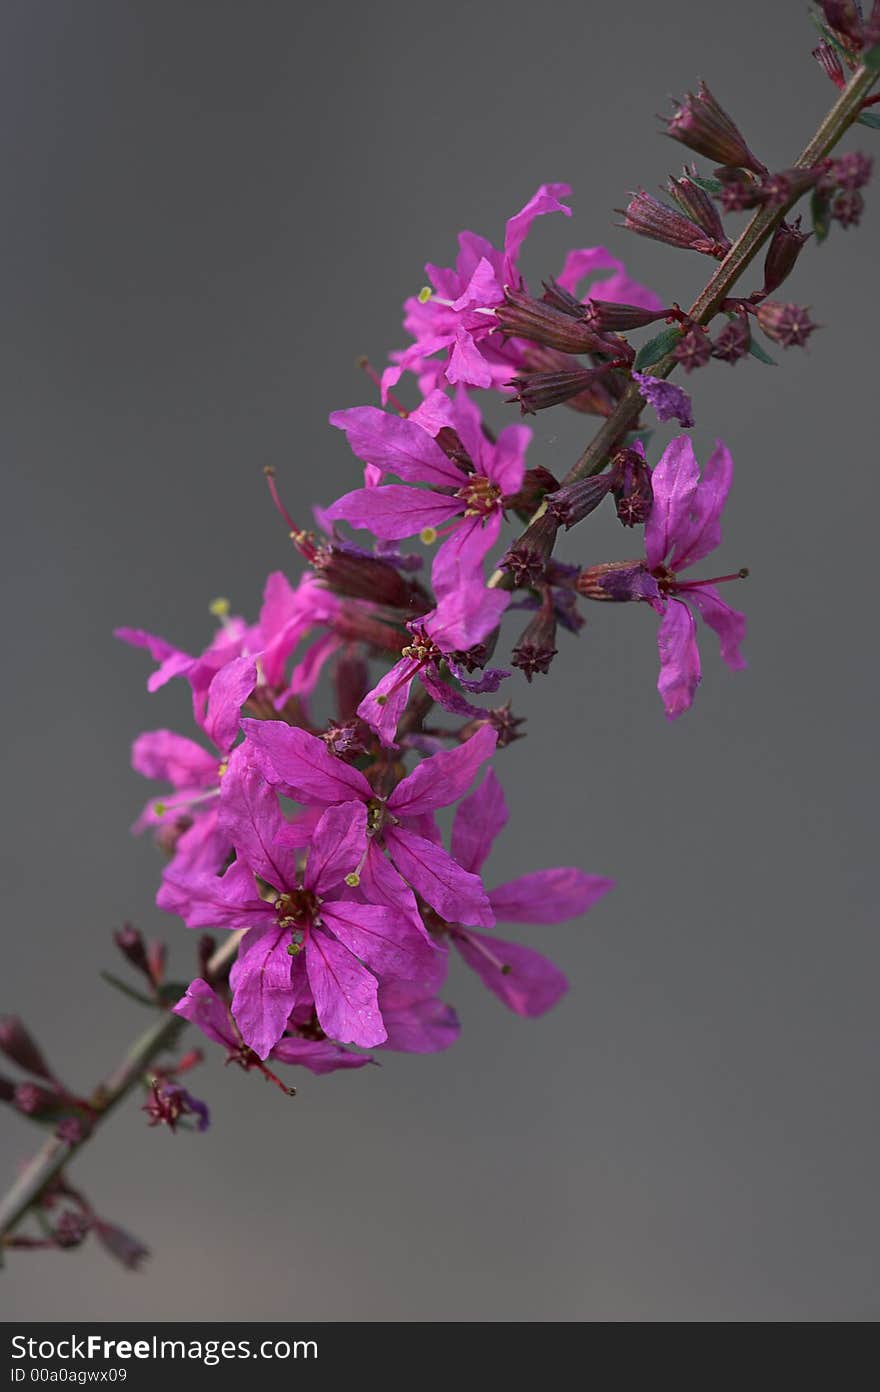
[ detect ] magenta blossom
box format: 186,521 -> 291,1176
356,582 -> 510,748
240,720 -> 498,932
327,388 -> 531,599
579,437 -> 747,719
554,245 -> 665,313
440,770 -> 614,1016
383,183 -> 573,396
174,978 -> 371,1078
161,753 -> 438,1054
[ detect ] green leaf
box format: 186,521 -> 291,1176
747,337 -> 777,366
863,44 -> 880,73
857,110 -> 880,129
100,971 -> 158,1009
633,325 -> 681,371
811,188 -> 832,243
157,981 -> 191,1007
688,174 -> 724,196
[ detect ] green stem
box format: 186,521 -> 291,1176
0,934 -> 241,1245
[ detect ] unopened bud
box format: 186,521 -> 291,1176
666,172 -> 729,249
14,1081 -> 61,1117
812,39 -> 846,87
0,1017 -> 55,1081
666,80 -> 767,177
712,314 -> 751,364
505,466 -> 561,519
621,189 -> 727,256
497,286 -> 621,356
819,0 -> 865,47
113,923 -> 151,979
511,603 -> 559,682
314,544 -> 430,613
576,561 -> 661,604
832,189 -> 865,227
508,366 -> 612,414
500,512 -> 558,587
673,326 -> 712,372
546,474 -> 615,528
611,447 -> 654,526
761,217 -> 810,295
830,151 -> 873,191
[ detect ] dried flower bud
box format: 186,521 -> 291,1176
576,561 -> 660,603
497,286 -> 620,355
666,81 -> 767,176
511,602 -> 559,682
755,301 -> 819,347
501,512 -> 559,587
508,367 -> 612,414
666,172 -> 729,248
832,189 -> 865,226
761,217 -> 810,295
712,314 -> 752,364
812,39 -> 846,87
0,1017 -> 55,1081
673,325 -> 712,372
545,474 -> 615,528
621,189 -> 727,256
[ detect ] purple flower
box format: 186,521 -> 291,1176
580,438 -> 747,719
443,770 -> 615,1016
356,583 -> 510,749
632,371 -> 695,428
174,978 -> 372,1078
162,756 -> 438,1054
241,720 -> 498,933
382,183 -> 573,396
553,245 -> 665,314
326,388 -> 530,598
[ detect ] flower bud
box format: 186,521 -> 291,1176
92,1219 -> 150,1270
830,151 -> 873,191
497,286 -> 620,355
761,217 -> 810,295
621,189 -> 727,256
501,512 -> 558,587
832,189 -> 865,227
712,314 -> 751,364
459,701 -> 526,749
508,367 -> 611,414
113,924 -> 151,980
754,301 -> 819,347
819,0 -> 865,46
314,545 -> 430,613
505,466 -> 560,518
545,474 -> 615,528
53,1211 -> 90,1249
666,81 -> 767,177
14,1081 -> 62,1117
666,172 -> 729,248
511,603 -> 558,682
611,448 -> 655,526
581,299 -> 673,332
0,1017 -> 55,1081
673,325 -> 712,372
576,561 -> 661,603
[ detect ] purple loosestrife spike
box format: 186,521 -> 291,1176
755,301 -> 819,347
666,171 -> 730,249
812,39 -> 847,87
621,189 -> 728,256
511,593 -> 559,682
632,372 -> 695,427
832,189 -> 865,226
712,314 -> 752,364
496,286 -> 626,356
0,1017 -> 55,1082
761,218 -> 811,296
666,80 -> 767,177
674,325 -> 712,372
501,511 -> 559,587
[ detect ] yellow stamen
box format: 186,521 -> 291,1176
420,526 -> 438,545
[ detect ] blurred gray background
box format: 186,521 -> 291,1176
1,0 -> 877,1322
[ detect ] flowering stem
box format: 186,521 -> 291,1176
0,934 -> 241,1247
564,59 -> 879,485
487,57 -> 878,592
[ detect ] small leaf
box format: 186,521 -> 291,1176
748,337 -> 777,366
811,188 -> 832,243
633,325 -> 681,371
688,174 -> 724,195
100,971 -> 157,1008
863,44 -> 880,73
856,110 -> 880,129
